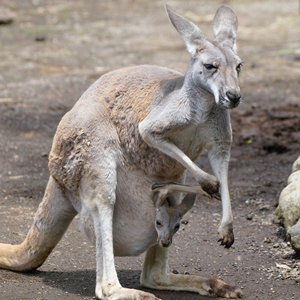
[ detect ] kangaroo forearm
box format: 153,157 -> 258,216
141,132 -> 210,182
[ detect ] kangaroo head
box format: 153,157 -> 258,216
165,5 -> 242,109
154,193 -> 196,248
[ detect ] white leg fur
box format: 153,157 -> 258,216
79,157 -> 121,299
208,141 -> 234,247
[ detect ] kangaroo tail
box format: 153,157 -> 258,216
0,176 -> 77,272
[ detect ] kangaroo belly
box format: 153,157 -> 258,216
113,166 -> 169,256
78,165 -> 184,257
112,196 -> 157,256
79,200 -> 157,257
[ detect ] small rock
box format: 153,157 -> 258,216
35,35 -> 46,42
282,253 -> 292,259
259,204 -> 271,211
295,277 -> 300,283
247,214 -> 253,220
0,18 -> 13,25
264,237 -> 271,243
275,262 -> 291,270
0,8 -> 14,25
290,269 -> 298,277
247,191 -> 254,196
287,220 -> 300,254
273,243 -> 280,248
171,269 -> 178,274
181,220 -> 188,225
281,242 -> 287,249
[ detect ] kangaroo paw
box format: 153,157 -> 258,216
218,232 -> 234,248
209,278 -> 243,298
218,221 -> 234,248
199,175 -> 220,195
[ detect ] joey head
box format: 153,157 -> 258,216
154,192 -> 196,248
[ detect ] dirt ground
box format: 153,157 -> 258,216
0,0 -> 300,299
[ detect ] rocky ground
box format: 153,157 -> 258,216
0,1 -> 300,299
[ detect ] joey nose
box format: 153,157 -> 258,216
161,240 -> 171,247
226,91 -> 241,105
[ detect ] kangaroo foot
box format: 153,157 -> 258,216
209,278 -> 243,298
96,285 -> 161,300
142,272 -> 242,299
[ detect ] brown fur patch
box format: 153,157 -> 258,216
96,65 -> 186,177
49,126 -> 91,190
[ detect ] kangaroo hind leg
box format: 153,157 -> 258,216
0,176 -> 77,272
141,244 -> 242,298
80,156 -> 159,300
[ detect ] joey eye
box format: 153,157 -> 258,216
236,63 -> 243,73
174,224 -> 180,231
204,64 -> 217,70
156,221 -> 162,227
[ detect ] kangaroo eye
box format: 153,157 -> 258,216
204,64 -> 217,70
156,221 -> 162,227
174,224 -> 180,231
236,63 -> 243,73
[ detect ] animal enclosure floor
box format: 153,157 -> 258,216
0,0 -> 300,299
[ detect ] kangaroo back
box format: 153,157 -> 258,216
99,65 -> 183,123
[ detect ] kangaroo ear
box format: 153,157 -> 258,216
165,194 -> 178,208
165,4 -> 208,57
176,193 -> 196,217
213,5 -> 238,51
153,191 -> 164,208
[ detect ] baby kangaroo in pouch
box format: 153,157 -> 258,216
152,183 -> 198,248
0,4 -> 243,300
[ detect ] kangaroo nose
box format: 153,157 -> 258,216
226,91 -> 241,104
161,240 -> 171,247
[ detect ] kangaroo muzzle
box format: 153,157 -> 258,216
226,91 -> 241,107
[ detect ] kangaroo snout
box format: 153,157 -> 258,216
219,89 -> 241,109
226,91 -> 241,106
159,238 -> 171,248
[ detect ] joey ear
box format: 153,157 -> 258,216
153,192 -> 162,208
176,193 -> 196,217
213,5 -> 238,51
165,194 -> 177,208
153,191 -> 167,209
165,4 -> 208,56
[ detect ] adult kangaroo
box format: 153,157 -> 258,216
0,5 -> 243,300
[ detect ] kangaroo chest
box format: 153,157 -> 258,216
97,65 -> 230,177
